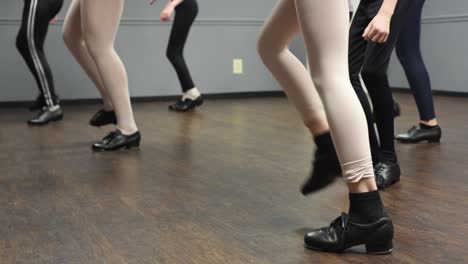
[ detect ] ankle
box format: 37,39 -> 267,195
420,119 -> 438,128
103,101 -> 113,112
305,111 -> 329,135
183,87 -> 201,100
379,151 -> 397,163
117,126 -> 139,136
314,131 -> 333,149
48,105 -> 61,111
348,177 -> 378,193
349,190 -> 387,223
103,106 -> 114,112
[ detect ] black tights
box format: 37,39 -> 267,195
166,0 -> 198,93
349,0 -> 411,162
16,0 -> 63,108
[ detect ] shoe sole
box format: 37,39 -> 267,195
89,121 -> 117,128
92,140 -> 141,152
169,99 -> 204,112
27,115 -> 63,126
300,170 -> 341,196
395,137 -> 441,144
378,177 -> 400,190
305,244 -> 393,255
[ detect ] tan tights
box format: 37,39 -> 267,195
63,0 -> 138,135
258,0 -> 376,187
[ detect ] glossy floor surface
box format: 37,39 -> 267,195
1,93 -> 467,263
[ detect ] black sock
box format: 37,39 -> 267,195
420,123 -> 438,129
314,132 -> 334,151
349,190 -> 387,224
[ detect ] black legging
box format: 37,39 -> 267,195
396,0 -> 435,121
349,0 -> 411,162
166,0 -> 198,93
16,0 -> 63,108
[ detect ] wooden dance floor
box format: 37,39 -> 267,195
0,93 -> 467,263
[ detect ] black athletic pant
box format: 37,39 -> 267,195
349,0 -> 411,162
166,0 -> 198,93
16,0 -> 63,108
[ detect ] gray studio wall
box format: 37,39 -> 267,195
0,1 -> 306,102
387,0 -> 468,93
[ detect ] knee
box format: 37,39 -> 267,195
361,66 -> 386,81
62,25 -> 80,50
303,110 -> 328,132
166,47 -> 179,63
82,34 -> 106,58
349,70 -> 361,85
15,31 -> 28,53
256,34 -> 269,59
311,75 -> 344,95
256,31 -> 283,62
395,48 -> 409,67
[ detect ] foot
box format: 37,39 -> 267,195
29,95 -> 60,111
375,160 -> 401,190
89,109 -> 117,127
304,213 -> 393,254
301,144 -> 341,195
168,96 -> 203,112
395,125 -> 441,143
393,101 -> 400,118
92,129 -> 141,152
28,107 -> 63,126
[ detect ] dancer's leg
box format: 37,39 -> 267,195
62,0 -> 112,110
295,0 -> 376,187
17,0 -> 62,109
167,0 -> 198,93
81,0 -> 138,134
348,0 -> 380,164
257,0 -> 328,136
166,0 -> 203,112
258,0 -> 340,195
395,0 -> 436,123
291,0 -> 392,254
360,0 -> 410,160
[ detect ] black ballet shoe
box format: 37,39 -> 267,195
301,144 -> 342,195
395,125 -> 441,144
28,107 -> 63,126
393,101 -> 401,118
304,213 -> 394,255
29,95 -> 60,111
375,160 -> 401,190
168,96 -> 204,112
89,109 -> 117,127
92,129 -> 141,152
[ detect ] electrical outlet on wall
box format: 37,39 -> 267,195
233,59 -> 243,74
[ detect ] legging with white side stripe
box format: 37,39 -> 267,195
16,0 -> 63,108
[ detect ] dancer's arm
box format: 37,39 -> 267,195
50,16 -> 58,24
149,0 -> 184,22
363,0 -> 398,43
149,0 -> 183,5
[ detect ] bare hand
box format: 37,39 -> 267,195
49,16 -> 58,25
363,13 -> 391,43
160,7 -> 173,22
